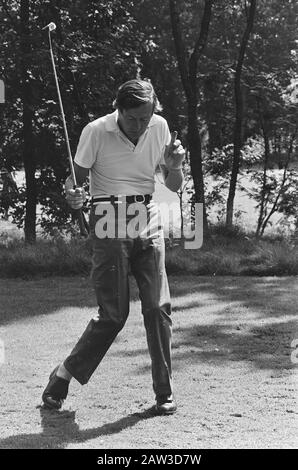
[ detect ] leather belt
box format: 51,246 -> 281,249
92,194 -> 152,204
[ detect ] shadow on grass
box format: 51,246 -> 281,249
0,276 -> 140,325
110,276 -> 298,371
115,316 -> 298,373
170,276 -> 298,319
169,319 -> 298,371
169,277 -> 298,371
1,275 -> 297,372
1,275 -> 297,325
0,406 -> 157,449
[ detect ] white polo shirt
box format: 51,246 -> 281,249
74,110 -> 171,197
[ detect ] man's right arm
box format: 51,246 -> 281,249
65,122 -> 96,210
74,162 -> 89,186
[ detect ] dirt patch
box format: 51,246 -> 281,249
0,275 -> 297,448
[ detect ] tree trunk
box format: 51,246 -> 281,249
226,0 -> 257,227
169,0 -> 212,239
0,84 -> 4,166
187,101 -> 208,233
20,0 -> 37,243
204,75 -> 223,154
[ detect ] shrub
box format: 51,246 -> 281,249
0,237 -> 91,278
1,221 -> 298,278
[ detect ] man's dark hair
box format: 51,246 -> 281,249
113,79 -> 162,113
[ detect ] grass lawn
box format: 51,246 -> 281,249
0,275 -> 297,449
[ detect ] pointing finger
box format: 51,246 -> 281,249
170,131 -> 178,146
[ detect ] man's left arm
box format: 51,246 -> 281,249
160,131 -> 185,192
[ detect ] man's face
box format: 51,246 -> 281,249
117,102 -> 154,142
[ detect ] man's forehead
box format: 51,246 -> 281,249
124,102 -> 154,117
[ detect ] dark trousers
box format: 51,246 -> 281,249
64,204 -> 173,398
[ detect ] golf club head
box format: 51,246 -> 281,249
42,22 -> 56,32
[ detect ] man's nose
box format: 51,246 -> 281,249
134,120 -> 142,131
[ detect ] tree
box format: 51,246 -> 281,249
169,0 -> 213,237
1,0 -> 297,239
254,85 -> 298,236
1,0 -> 143,239
20,0 -> 37,243
226,0 -> 257,227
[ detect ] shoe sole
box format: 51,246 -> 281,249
42,395 -> 63,410
155,406 -> 177,415
41,366 -> 65,410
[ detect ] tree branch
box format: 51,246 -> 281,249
235,0 -> 256,87
189,0 -> 213,92
260,128 -> 297,235
169,0 -> 192,101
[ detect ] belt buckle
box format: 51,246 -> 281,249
135,195 -> 145,203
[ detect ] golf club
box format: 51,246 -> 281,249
44,22 -> 76,185
43,22 -> 88,235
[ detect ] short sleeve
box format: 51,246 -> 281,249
74,124 -> 97,169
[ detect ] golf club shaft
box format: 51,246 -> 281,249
45,23 -> 88,235
48,29 -> 77,188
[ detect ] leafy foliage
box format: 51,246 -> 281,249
0,0 -> 297,237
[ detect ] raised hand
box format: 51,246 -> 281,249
164,131 -> 185,171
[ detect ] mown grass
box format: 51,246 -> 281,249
1,221 -> 298,278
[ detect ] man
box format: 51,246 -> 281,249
42,79 -> 185,415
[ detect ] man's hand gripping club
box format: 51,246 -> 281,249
65,175 -> 87,210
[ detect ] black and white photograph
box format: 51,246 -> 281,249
0,0 -> 297,457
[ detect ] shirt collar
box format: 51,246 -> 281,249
105,110 -> 159,132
